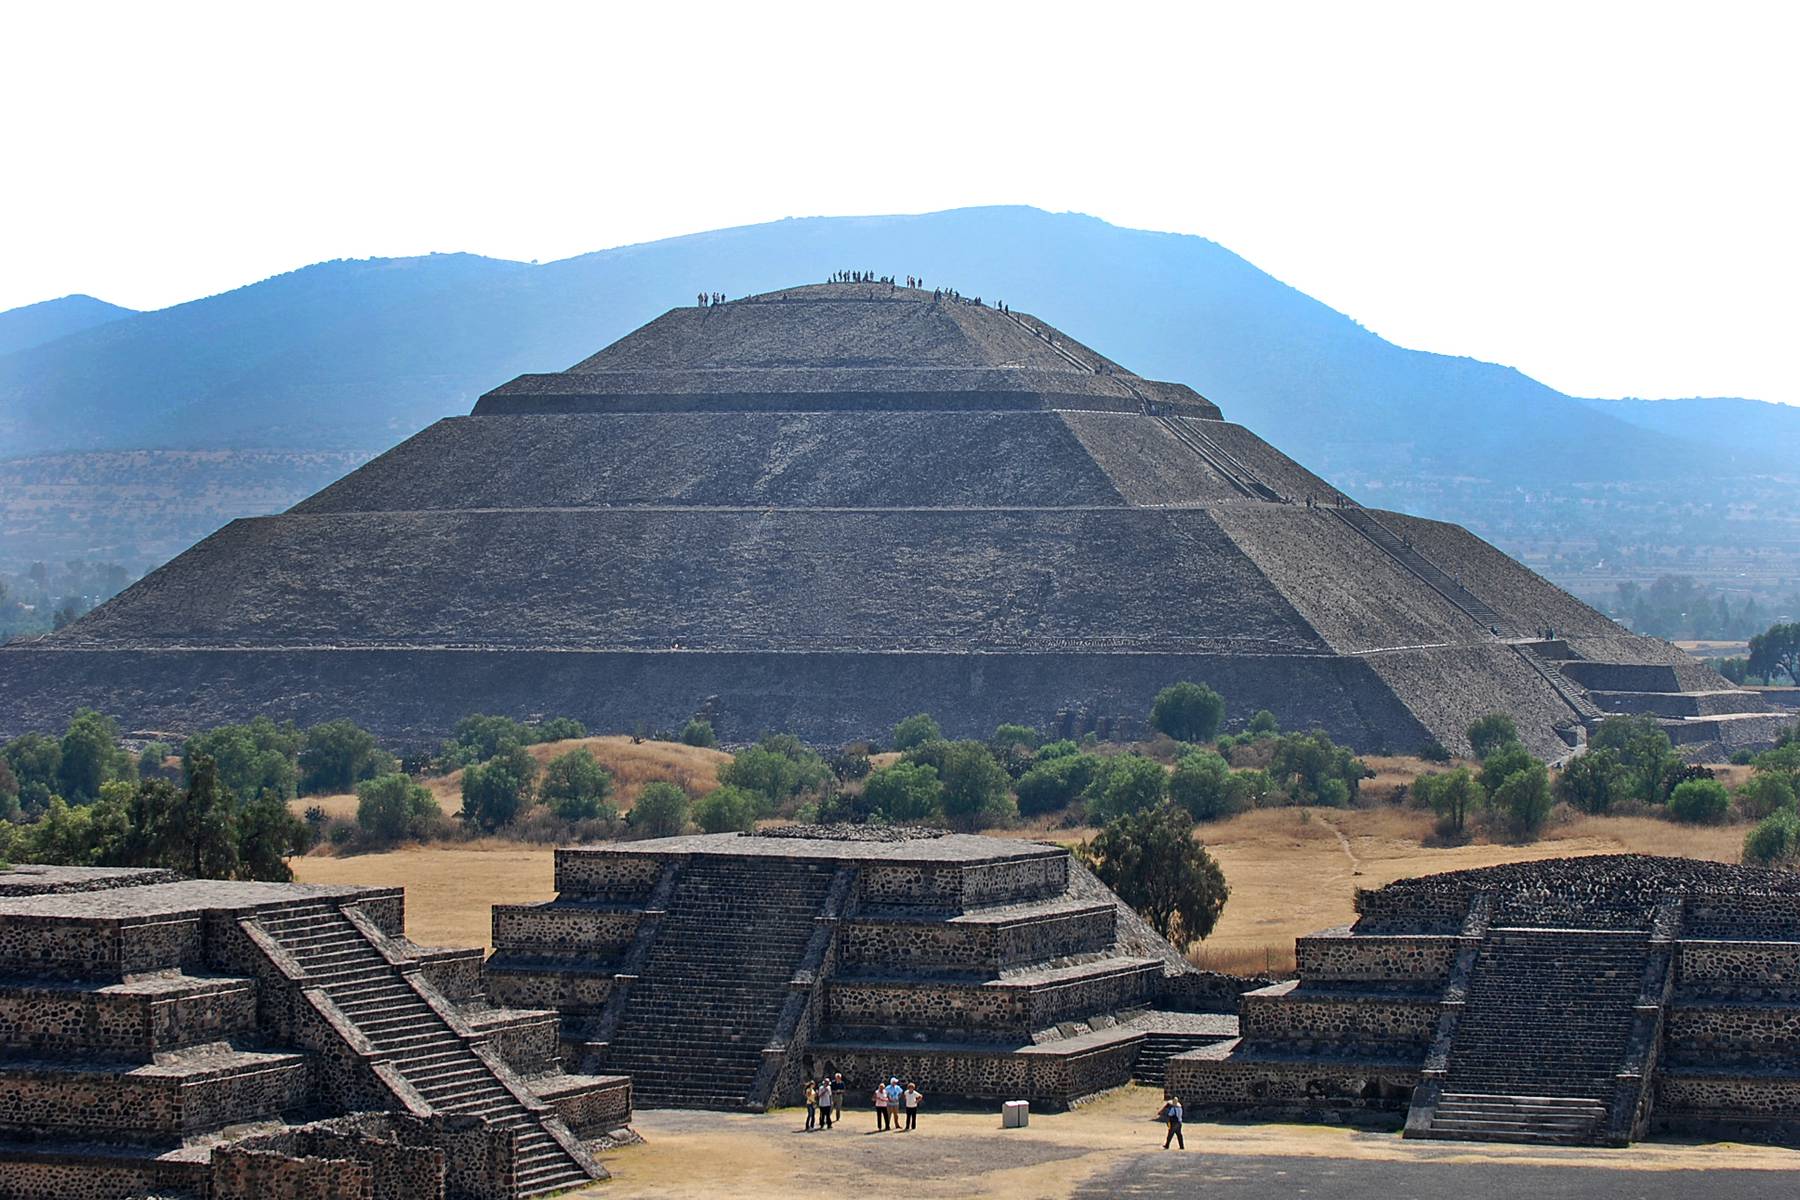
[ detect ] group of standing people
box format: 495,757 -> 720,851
696,291 -> 727,306
802,1074 -> 922,1132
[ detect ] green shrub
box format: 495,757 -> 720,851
1491,759 -> 1553,839
991,723 -> 1040,752
184,716 -> 300,804
530,717 -> 586,743
1269,730 -> 1364,806
1413,768 -> 1485,837
1744,809 -> 1800,867
1466,713 -> 1520,760
692,785 -> 760,833
1419,740 -> 1451,764
718,738 -> 830,815
1734,773 -> 1798,822
1247,709 -> 1279,736
1225,768 -> 1277,810
862,762 -> 943,823
355,773 -> 441,843
1084,754 -> 1168,823
1036,740 -> 1079,762
629,781 -> 690,838
937,741 -> 1015,830
1555,749 -> 1624,815
891,713 -> 942,752
1078,804 -> 1227,946
1169,750 -> 1237,822
299,719 -> 394,796
1014,753 -> 1101,817
1477,742 -> 1536,798
459,744 -> 538,832
1149,682 -> 1225,743
540,748 -> 616,821
441,714 -> 532,768
1590,715 -> 1681,805
679,719 -> 718,748
1668,778 -> 1731,825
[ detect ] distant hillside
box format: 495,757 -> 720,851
0,294 -> 135,358
2,207 -> 1796,588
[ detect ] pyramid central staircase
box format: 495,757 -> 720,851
250,901 -> 600,1198
582,856 -> 849,1109
1408,925 -> 1668,1145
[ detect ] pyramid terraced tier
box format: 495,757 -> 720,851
1,282 -> 1784,757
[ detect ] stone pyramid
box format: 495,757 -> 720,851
0,282 -> 1781,757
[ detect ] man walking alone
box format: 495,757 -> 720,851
1159,1096 -> 1185,1149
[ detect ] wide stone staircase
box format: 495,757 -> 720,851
1334,507 -> 1506,632
1425,928 -> 1650,1144
1132,1032 -> 1228,1089
596,856 -> 840,1109
254,902 -> 598,1198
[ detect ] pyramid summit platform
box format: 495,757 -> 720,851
0,281 -> 1782,757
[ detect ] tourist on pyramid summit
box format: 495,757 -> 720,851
902,1082 -> 921,1130
805,1079 -> 818,1131
817,1076 -> 834,1128
873,1078 -> 890,1130
1158,1096 -> 1185,1149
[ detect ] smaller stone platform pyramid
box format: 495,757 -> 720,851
1169,856 -> 1800,1146
485,826 -> 1240,1111
0,864 -> 627,1199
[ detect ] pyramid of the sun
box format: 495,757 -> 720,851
0,282 -> 1783,757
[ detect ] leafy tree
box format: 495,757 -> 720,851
237,792 -> 311,881
1491,759 -> 1553,839
1247,709 -> 1280,736
59,708 -> 130,804
0,759 -> 18,822
719,738 -> 830,815
1000,723 -> 1044,752
1149,682 -> 1225,743
1744,809 -> 1800,867
136,741 -> 174,780
163,754 -> 242,879
1268,730 -> 1364,806
1014,752 -> 1102,817
539,748 -> 616,821
1478,742 -> 1537,798
862,761 -> 943,823
299,720 -> 395,795
1735,772 -> 1797,822
1753,743 -> 1800,794
441,714 -> 532,767
829,746 -> 872,782
1036,740 -> 1080,762
679,719 -> 718,748
459,744 -> 538,832
356,774 -> 443,843
185,716 -> 302,803
692,785 -> 760,833
1466,713 -> 1520,760
4,732 -> 62,813
629,781 -> 690,838
1749,623 -> 1800,686
1555,748 -> 1624,815
1079,804 -> 1228,946
530,716 -> 586,744
1414,768 -> 1485,836
1669,778 -> 1731,825
892,713 -> 942,752
1084,754 -> 1168,823
937,741 -> 1015,830
1590,715 -> 1682,805
1225,768 -> 1277,810
1169,750 -> 1238,822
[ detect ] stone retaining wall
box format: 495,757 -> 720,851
0,1056 -> 310,1142
1295,933 -> 1460,985
1164,1050 -> 1418,1117
0,976 -> 257,1055
491,904 -> 641,958
827,964 -> 1157,1038
1684,894 -> 1800,940
1677,939 -> 1800,996
554,852 -> 667,900
858,855 -> 1067,911
1239,986 -> 1438,1052
802,1038 -> 1137,1109
485,963 -> 615,1014
0,915 -> 204,980
1664,1001 -> 1800,1062
0,1152 -> 208,1200
842,906 -> 1114,974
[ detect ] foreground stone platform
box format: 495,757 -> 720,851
1169,855 -> 1800,1146
0,864 -> 628,1200
488,826 -> 1245,1112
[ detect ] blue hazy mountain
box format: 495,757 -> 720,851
1,207 -> 1793,575
0,294 -> 135,358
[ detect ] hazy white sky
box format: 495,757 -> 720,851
2,1 -> 1794,403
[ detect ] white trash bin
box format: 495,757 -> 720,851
1002,1099 -> 1029,1128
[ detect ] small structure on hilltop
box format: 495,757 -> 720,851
3,281 -> 1785,760
485,826 -> 1244,1111
0,863 -> 627,1200
1169,855 -> 1800,1146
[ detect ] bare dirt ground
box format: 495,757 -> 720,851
293,803 -> 1750,963
579,1087 -> 1797,1199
